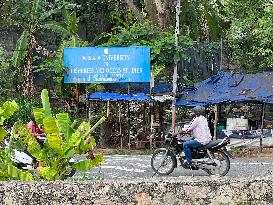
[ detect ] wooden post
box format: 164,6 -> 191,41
119,103 -> 123,149
171,0 -> 181,134
88,101 -> 92,124
150,71 -> 155,150
260,103 -> 265,152
106,101 -> 110,117
127,83 -> 131,150
214,105 -> 218,140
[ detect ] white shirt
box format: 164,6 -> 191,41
181,116 -> 212,145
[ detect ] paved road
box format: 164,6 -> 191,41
73,155 -> 273,180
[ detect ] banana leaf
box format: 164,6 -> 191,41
72,154 -> 104,171
41,89 -> 52,118
56,113 -> 74,141
0,127 -> 7,142
43,117 -> 59,135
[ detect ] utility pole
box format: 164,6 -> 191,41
171,0 -> 181,133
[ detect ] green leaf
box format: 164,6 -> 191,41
56,113 -> 73,141
38,6 -> 63,22
33,108 -> 45,125
41,89 -> 52,118
41,22 -> 70,37
0,127 -> 8,142
76,140 -> 90,154
72,154 -> 104,171
68,11 -> 78,35
1,100 -> 19,120
31,0 -> 41,24
12,31 -> 30,68
43,117 -> 59,135
47,134 -> 63,155
27,137 -> 41,159
38,166 -> 57,180
7,164 -> 33,181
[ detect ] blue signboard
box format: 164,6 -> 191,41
64,46 -> 150,83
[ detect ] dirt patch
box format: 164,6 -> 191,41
233,148 -> 273,158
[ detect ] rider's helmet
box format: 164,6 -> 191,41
192,106 -> 206,116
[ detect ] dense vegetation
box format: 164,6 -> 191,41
0,0 -> 271,173
0,0 -> 272,121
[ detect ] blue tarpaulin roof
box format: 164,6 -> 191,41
176,71 -> 273,106
104,82 -> 173,94
88,92 -> 155,102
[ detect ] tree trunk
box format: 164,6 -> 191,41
124,0 -> 145,23
144,0 -> 159,26
125,0 -> 175,29
22,35 -> 56,96
22,45 -> 34,96
99,120 -> 113,148
154,0 -> 176,29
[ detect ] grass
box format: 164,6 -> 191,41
106,148 -> 154,155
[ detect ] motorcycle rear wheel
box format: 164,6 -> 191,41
151,148 -> 176,175
204,150 -> 230,176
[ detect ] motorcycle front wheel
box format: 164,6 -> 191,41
151,148 -> 176,175
204,150 -> 230,176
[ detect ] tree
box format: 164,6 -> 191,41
223,0 -> 273,72
99,21 -> 193,79
125,0 -> 176,29
11,0 -> 66,96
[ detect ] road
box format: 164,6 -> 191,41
72,155 -> 273,180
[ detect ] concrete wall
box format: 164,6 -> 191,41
1,176 -> 273,205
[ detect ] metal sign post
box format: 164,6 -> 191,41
171,0 -> 181,133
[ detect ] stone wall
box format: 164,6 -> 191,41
1,176 -> 273,205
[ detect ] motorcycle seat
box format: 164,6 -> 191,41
197,139 -> 223,150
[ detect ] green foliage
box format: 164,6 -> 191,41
180,0 -> 224,41
0,101 -> 19,141
223,0 -> 273,71
11,0 -> 66,68
0,46 -> 16,102
99,21 -> 193,77
0,100 -> 34,181
109,148 -> 130,155
10,89 -> 106,180
35,10 -> 88,96
12,32 -> 30,70
5,97 -> 40,126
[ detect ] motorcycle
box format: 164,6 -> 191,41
151,133 -> 232,176
4,134 -> 76,178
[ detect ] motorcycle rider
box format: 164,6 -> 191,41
174,106 -> 212,168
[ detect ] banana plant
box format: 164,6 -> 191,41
0,100 -> 34,181
12,89 -> 106,180
11,0 -> 75,96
